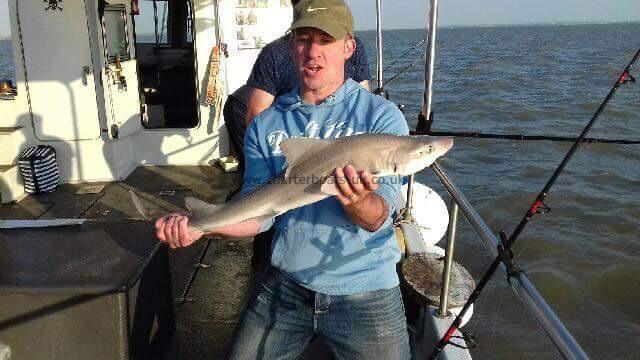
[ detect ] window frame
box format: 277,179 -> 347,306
103,4 -> 132,63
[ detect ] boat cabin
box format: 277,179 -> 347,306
0,0 -> 292,200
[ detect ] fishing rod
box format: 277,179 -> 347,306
425,131 -> 640,145
429,47 -> 640,359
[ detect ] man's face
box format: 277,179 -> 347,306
291,27 -> 355,97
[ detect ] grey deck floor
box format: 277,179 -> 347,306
1,166 -> 255,358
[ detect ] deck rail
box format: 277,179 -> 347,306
430,162 -> 589,360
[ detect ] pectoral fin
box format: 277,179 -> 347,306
185,197 -> 221,217
319,177 -> 340,196
129,190 -> 150,220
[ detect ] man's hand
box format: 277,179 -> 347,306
155,213 -> 205,249
333,165 -> 388,232
334,165 -> 378,206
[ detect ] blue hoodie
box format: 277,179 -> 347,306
242,79 -> 409,295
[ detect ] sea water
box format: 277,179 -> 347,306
358,23 -> 640,359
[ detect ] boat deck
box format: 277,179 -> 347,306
0,166 -> 256,358
0,165 -> 479,359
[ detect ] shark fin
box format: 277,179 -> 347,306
185,197 -> 221,216
250,214 -> 275,224
129,190 -> 150,220
319,177 -> 340,196
280,137 -> 331,177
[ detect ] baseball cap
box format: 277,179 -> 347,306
290,0 -> 354,40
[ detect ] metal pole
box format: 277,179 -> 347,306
422,0 -> 438,120
405,0 -> 439,216
403,174 -> 415,220
375,0 -> 383,91
430,163 -> 588,359
437,199 -> 458,317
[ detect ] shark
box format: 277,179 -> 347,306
131,134 -> 453,232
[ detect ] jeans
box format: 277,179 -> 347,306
228,267 -> 410,359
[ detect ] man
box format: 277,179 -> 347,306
224,0 -> 371,273
156,0 -> 410,358
243,0 -> 371,124
223,0 -> 370,169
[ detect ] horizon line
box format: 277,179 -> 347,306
354,19 -> 640,32
1,20 -> 638,38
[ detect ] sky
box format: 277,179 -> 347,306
346,0 -> 640,30
1,0 -> 639,37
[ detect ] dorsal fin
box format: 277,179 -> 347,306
185,197 -> 221,217
280,137 -> 331,177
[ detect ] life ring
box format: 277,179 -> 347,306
401,182 -> 449,247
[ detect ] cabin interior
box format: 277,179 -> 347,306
130,0 -> 198,128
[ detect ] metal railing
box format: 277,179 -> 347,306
430,162 -> 589,360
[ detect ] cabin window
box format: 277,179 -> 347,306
103,6 -> 131,62
135,0 -> 170,44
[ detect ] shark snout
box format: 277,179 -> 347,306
438,137 -> 454,153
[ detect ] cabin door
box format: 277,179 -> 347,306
17,0 -> 101,141
101,3 -> 143,139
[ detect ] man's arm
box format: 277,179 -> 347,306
156,119 -> 276,248
343,193 -> 388,232
155,216 -> 263,249
245,87 -> 275,126
359,80 -> 370,91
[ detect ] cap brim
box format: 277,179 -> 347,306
290,17 -> 348,40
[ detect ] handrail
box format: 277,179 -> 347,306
430,162 -> 589,360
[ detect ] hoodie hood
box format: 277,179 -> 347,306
275,78 -> 363,113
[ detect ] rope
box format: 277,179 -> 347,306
14,0 -> 37,140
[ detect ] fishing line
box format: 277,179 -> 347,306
372,36 -> 427,82
488,279 -> 506,345
383,52 -> 426,88
429,47 -> 640,359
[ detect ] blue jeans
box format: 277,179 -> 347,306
228,267 -> 410,359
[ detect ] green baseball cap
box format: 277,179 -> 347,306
290,0 -> 354,40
